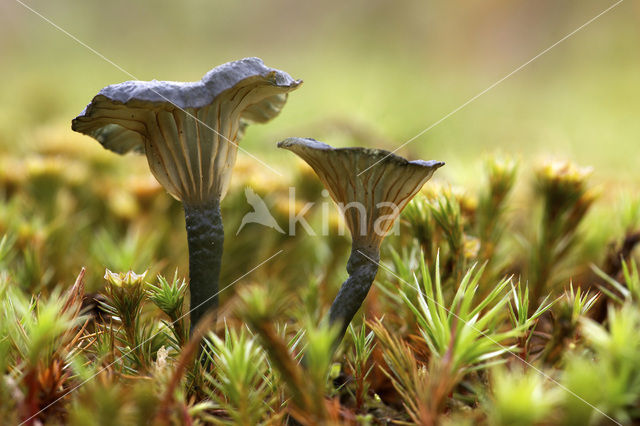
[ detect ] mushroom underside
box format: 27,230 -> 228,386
279,137 -> 443,248
74,79 -> 298,204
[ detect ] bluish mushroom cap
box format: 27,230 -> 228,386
278,137 -> 444,249
72,58 -> 301,204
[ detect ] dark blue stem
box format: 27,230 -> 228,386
327,245 -> 379,349
184,201 -> 224,336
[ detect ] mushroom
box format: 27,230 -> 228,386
278,137 -> 444,347
73,58 -> 301,334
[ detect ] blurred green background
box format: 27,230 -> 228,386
2,0 -> 639,183
0,0 -> 638,291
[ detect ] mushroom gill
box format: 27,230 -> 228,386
278,137 -> 443,250
73,58 -> 301,205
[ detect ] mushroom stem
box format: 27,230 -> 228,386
327,245 -> 379,349
184,201 -> 224,335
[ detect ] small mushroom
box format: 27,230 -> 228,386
278,137 -> 443,347
73,58 -> 301,334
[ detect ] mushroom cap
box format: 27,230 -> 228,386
278,137 -> 444,249
73,57 -> 300,154
71,58 -> 301,204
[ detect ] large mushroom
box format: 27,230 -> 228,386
278,137 -> 443,347
73,58 -> 301,334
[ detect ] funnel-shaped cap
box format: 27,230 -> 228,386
73,58 -> 301,204
278,137 -> 444,249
